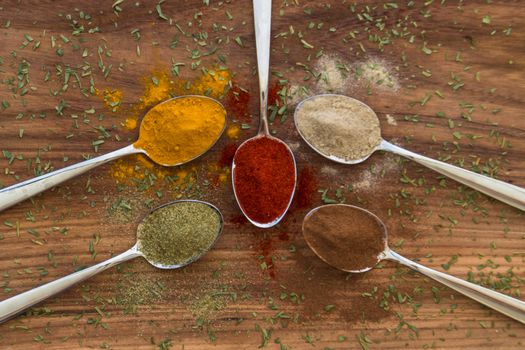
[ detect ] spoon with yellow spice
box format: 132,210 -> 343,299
0,95 -> 227,212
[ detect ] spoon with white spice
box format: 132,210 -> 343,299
294,94 -> 525,211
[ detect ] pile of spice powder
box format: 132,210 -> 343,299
302,205 -> 385,272
295,94 -> 381,161
181,69 -> 231,99
102,88 -> 123,113
134,96 -> 226,165
138,201 -> 221,266
117,273 -> 166,313
233,136 -> 296,224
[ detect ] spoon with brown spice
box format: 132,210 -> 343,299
0,200 -> 223,323
302,204 -> 525,324
294,94 -> 525,211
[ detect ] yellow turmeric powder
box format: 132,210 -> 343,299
134,96 -> 226,165
226,123 -> 241,139
110,155 -> 172,183
141,71 -> 172,106
180,69 -> 231,99
124,70 -> 173,130
103,89 -> 123,112
125,68 -> 231,131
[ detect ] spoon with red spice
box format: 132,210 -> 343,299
231,0 -> 297,228
303,204 -> 525,324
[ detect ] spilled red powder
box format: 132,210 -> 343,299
225,82 -> 251,121
258,237 -> 275,278
230,214 -> 248,226
218,143 -> 239,168
268,81 -> 281,106
294,167 -> 317,209
278,231 -> 290,241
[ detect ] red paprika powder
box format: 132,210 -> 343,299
267,81 -> 280,106
233,136 -> 296,225
294,167 -> 317,209
225,82 -> 251,121
218,143 -> 239,168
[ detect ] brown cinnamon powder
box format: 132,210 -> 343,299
302,204 -> 386,272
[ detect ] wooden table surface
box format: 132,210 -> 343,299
0,0 -> 524,349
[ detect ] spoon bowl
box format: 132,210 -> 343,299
136,95 -> 227,167
232,134 -> 297,228
294,94 -> 525,211
294,94 -> 380,165
138,199 -> 224,269
302,204 -> 525,324
0,200 -> 223,323
302,204 -> 386,273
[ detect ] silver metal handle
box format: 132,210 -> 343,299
384,249 -> 525,324
253,0 -> 272,135
380,140 -> 525,211
0,245 -> 141,323
0,144 -> 141,212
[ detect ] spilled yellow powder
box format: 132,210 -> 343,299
124,70 -> 173,131
141,71 -> 172,106
173,168 -> 196,187
226,124 -> 240,139
124,68 -> 230,131
174,69 -> 231,99
208,164 -> 230,185
103,89 -> 123,112
112,67 -> 232,190
125,118 -> 137,130
218,171 -> 229,184
110,155 -> 173,183
110,154 -> 197,190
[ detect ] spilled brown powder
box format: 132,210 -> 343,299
302,204 -> 385,272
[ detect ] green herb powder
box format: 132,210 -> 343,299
138,201 -> 221,266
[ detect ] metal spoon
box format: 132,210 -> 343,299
303,204 -> 525,324
294,94 -> 525,211
0,199 -> 223,323
0,95 -> 227,212
231,0 -> 297,228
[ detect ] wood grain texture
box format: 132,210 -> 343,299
0,0 -> 524,349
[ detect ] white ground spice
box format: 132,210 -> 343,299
315,55 -> 348,93
295,95 -> 382,162
288,56 -> 399,106
355,58 -> 400,91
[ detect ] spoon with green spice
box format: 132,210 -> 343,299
0,200 -> 223,323
294,94 -> 525,211
303,204 -> 525,324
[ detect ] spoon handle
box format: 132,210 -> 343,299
0,144 -> 141,212
384,249 -> 525,324
0,245 -> 141,324
253,0 -> 272,135
380,140 -> 525,211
